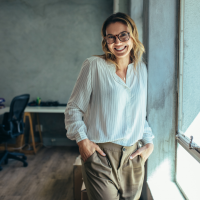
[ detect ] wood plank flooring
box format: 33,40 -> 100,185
0,146 -> 80,200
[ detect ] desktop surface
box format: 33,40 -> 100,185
0,106 -> 66,115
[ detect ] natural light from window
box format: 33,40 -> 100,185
176,143 -> 200,200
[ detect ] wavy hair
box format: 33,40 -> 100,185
98,12 -> 145,70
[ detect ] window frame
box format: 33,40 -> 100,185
176,133 -> 200,163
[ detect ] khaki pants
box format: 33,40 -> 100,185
81,142 -> 145,200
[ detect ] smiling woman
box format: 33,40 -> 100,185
64,12 -> 154,200
106,23 -> 133,62
100,12 -> 145,71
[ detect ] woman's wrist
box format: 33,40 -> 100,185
77,138 -> 89,147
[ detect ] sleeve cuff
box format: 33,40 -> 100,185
75,132 -> 88,143
141,133 -> 154,145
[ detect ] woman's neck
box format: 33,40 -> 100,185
116,56 -> 131,71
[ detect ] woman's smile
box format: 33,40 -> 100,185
114,46 -> 127,52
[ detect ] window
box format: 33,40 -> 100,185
176,0 -> 200,199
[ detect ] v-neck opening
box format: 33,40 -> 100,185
108,63 -> 134,87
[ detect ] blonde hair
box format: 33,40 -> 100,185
98,12 -> 145,71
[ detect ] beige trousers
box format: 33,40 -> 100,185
81,142 -> 145,200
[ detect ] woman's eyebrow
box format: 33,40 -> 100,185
106,31 -> 127,36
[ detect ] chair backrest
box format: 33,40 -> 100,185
8,94 -> 30,134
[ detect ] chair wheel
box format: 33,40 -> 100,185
4,159 -> 8,165
22,155 -> 27,160
23,162 -> 28,167
0,167 -> 2,171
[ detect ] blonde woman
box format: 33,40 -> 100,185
65,12 -> 154,200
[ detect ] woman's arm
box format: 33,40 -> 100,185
64,59 -> 92,143
142,119 -> 154,145
64,59 -> 105,161
130,119 -> 154,162
129,63 -> 154,161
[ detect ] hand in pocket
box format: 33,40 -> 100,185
77,139 -> 106,162
129,143 -> 154,162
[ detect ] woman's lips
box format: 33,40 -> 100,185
114,46 -> 126,52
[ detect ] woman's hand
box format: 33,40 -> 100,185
130,143 -> 154,162
77,139 -> 106,162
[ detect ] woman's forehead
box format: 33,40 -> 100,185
106,22 -> 129,35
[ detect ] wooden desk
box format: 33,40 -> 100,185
0,106 -> 66,154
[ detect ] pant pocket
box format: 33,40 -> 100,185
84,151 -> 112,180
139,155 -> 145,165
97,152 -> 112,168
82,151 -> 97,163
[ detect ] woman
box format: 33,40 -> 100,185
65,12 -> 154,200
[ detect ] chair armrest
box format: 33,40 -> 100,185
0,124 -> 11,141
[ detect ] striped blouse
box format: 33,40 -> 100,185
64,56 -> 154,146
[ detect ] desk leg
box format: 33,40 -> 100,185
17,114 -> 27,152
22,112 -> 43,154
26,112 -> 37,154
37,113 -> 43,144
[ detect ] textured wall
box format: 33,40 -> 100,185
117,0 -> 130,15
0,0 -> 112,105
0,0 -> 113,146
181,0 -> 200,133
130,0 -> 143,44
144,0 -> 178,190
130,1 -> 178,199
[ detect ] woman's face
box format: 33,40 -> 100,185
106,22 -> 133,61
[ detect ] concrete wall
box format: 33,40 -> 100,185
130,0 -> 143,44
147,0 -> 178,181
141,0 -> 179,199
114,0 -> 130,15
0,0 -> 112,105
181,0 -> 200,133
0,0 -> 113,146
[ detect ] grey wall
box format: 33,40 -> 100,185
181,0 -> 200,133
141,0 -> 178,199
0,0 -> 113,146
147,0 -> 178,181
130,0 -> 143,44
118,0 -> 130,15
0,0 -> 112,105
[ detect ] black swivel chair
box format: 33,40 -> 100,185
0,94 -> 30,171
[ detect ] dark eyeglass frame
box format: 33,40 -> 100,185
104,31 -> 130,44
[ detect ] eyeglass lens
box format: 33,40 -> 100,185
105,32 -> 130,44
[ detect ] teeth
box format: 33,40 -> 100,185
115,46 -> 125,50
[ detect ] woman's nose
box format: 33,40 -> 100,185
115,36 -> 121,44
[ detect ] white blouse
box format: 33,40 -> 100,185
64,56 -> 154,146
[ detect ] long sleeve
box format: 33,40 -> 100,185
141,119 -> 154,145
64,59 -> 92,143
140,63 -> 154,145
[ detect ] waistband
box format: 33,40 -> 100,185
97,141 -> 138,154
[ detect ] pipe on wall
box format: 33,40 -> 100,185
178,0 -> 184,133
113,0 -> 119,13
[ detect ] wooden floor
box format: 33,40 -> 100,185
0,146 -> 80,200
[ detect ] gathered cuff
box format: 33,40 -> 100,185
75,132 -> 88,143
142,132 -> 154,145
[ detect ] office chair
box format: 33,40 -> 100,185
0,94 -> 30,171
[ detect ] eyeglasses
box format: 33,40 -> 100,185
104,31 -> 130,44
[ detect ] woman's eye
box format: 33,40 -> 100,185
108,35 -> 114,39
120,32 -> 127,37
